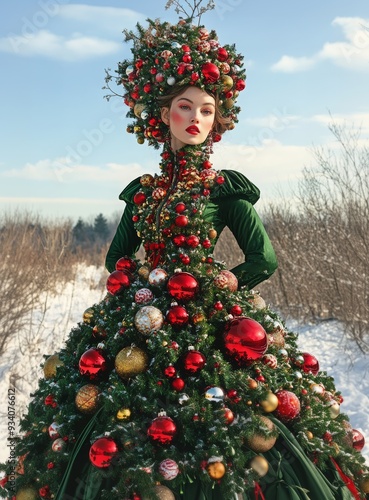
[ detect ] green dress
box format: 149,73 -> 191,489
3,144 -> 367,500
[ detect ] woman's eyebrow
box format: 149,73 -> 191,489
177,97 -> 215,107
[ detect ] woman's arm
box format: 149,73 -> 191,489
105,202 -> 142,273
220,196 -> 278,289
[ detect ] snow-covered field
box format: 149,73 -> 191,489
0,265 -> 368,467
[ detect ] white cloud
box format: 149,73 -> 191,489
271,55 -> 316,73
2,158 -> 145,184
0,30 -> 120,60
58,5 -> 145,32
310,112 -> 369,137
0,5 -> 144,60
272,16 -> 369,73
213,139 -> 311,192
243,113 -> 301,129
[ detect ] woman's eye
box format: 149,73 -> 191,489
179,104 -> 190,110
202,109 -> 213,115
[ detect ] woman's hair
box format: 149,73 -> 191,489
157,84 -> 232,136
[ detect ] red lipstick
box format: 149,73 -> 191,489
186,125 -> 200,135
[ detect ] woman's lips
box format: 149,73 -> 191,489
186,125 -> 200,135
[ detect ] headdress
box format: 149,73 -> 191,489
105,2 -> 246,149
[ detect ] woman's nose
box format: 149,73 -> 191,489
190,116 -> 199,123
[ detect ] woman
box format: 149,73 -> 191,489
2,14 -> 368,500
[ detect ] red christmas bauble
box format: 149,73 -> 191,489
79,348 -> 108,380
175,202 -> 186,213
173,234 -> 186,247
352,429 -> 365,451
167,272 -> 199,302
171,377 -> 185,392
274,390 -> 301,422
217,47 -> 229,62
235,79 -> 246,91
202,62 -> 220,82
223,317 -> 268,365
147,415 -> 177,445
186,235 -> 200,247
167,305 -> 189,327
115,256 -> 137,273
164,365 -> 176,378
230,305 -> 242,316
175,215 -> 188,227
302,352 -> 320,375
106,270 -> 131,295
133,192 -> 146,205
183,350 -> 206,373
223,408 -> 234,424
89,437 -> 118,468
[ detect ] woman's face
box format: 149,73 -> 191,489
161,86 -> 216,151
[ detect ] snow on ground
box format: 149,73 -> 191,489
0,266 -> 368,468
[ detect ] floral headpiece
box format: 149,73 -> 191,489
108,17 -> 246,149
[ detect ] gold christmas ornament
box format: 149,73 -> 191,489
360,477 -> 369,493
115,346 -> 149,379
16,487 -> 38,500
305,431 -> 314,440
250,455 -> 269,477
207,458 -> 226,479
247,293 -> 266,310
267,329 -> 285,348
246,416 -> 277,452
116,408 -> 131,420
143,485 -> 175,500
328,401 -> 340,419
208,228 -> 217,240
134,306 -> 164,335
140,173 -> 154,186
247,378 -> 258,390
260,392 -> 279,413
75,384 -> 100,414
83,307 -> 95,324
138,265 -> 151,280
43,354 -> 63,379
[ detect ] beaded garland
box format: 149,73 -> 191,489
131,143 -> 224,268
111,19 -> 246,148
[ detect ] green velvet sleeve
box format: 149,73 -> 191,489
219,195 -> 278,289
105,178 -> 142,273
211,170 -> 277,289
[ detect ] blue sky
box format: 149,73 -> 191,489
1,0 -> 369,220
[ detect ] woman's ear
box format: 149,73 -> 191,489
161,107 -> 170,125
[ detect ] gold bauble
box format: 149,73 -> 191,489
140,174 -> 154,187
43,354 -> 63,379
248,293 -> 266,310
16,487 -> 38,500
138,265 -> 151,280
305,430 -> 314,440
143,485 -> 175,500
247,378 -> 258,390
360,477 -> 369,493
310,383 -> 325,396
267,329 -> 285,348
75,384 -> 100,414
116,408 -> 131,420
115,346 -> 148,379
133,102 -> 145,117
192,313 -> 205,324
246,416 -> 277,452
83,307 -> 95,324
328,401 -> 340,419
224,98 -> 235,110
208,228 -> 217,240
250,455 -> 269,477
260,392 -> 279,413
222,75 -> 234,91
137,137 -> 145,145
207,461 -> 226,479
